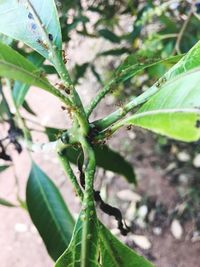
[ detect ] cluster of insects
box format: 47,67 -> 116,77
155,76 -> 167,88
27,11 -> 68,64
27,12 -> 53,50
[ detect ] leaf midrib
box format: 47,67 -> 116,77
0,60 -> 51,89
31,167 -> 68,245
131,108 -> 200,121
99,229 -> 121,267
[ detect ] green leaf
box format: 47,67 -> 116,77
0,0 -> 62,62
125,69 -> 200,142
164,40 -> 200,80
55,212 -> 100,267
115,54 -> 183,84
56,219 -> 153,267
13,51 -> 44,107
0,197 -> 16,207
45,127 -> 63,141
0,165 -> 10,172
98,29 -> 121,43
64,145 -> 136,184
73,63 -> 89,84
90,65 -> 103,85
97,47 -> 130,57
0,42 -> 57,95
26,162 -> 75,261
22,100 -> 36,116
99,224 -> 154,267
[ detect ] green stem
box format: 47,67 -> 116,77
57,150 -> 83,201
55,60 -> 89,135
174,8 -> 192,54
79,137 -> 96,267
0,82 -> 12,120
86,79 -> 115,118
93,84 -> 159,130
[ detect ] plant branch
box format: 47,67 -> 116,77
57,151 -> 84,201
79,137 -> 96,267
86,79 -> 115,118
93,84 -> 160,130
174,9 -> 193,54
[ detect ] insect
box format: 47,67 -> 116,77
155,76 -> 167,88
127,125 -> 132,131
62,49 -> 68,64
55,82 -> 70,94
36,39 -> 49,50
61,106 -> 66,111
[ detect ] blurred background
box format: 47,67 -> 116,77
0,0 -> 200,266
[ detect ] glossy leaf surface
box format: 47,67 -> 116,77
0,0 -> 62,62
125,69 -> 200,142
0,42 -> 57,94
12,51 -> 44,107
99,224 -> 154,267
55,212 -> 100,267
26,163 -> 74,261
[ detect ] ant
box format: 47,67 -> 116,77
36,39 -> 49,50
155,77 -> 167,88
62,50 -> 68,64
55,82 -> 71,94
61,106 -> 75,119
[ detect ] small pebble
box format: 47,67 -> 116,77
177,151 -> 190,162
193,154 -> 200,168
117,190 -> 141,202
138,205 -> 148,219
170,220 -> 183,240
130,235 -> 152,250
